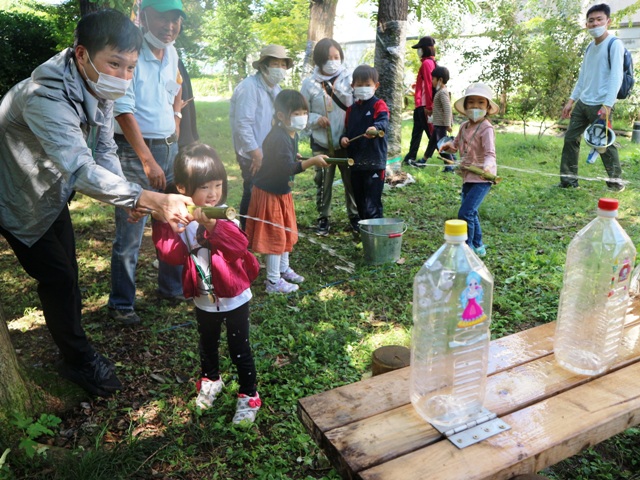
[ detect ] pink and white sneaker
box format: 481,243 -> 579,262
195,377 -> 224,409
232,392 -> 261,424
281,268 -> 305,283
265,278 -> 299,294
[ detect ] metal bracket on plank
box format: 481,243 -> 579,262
431,408 -> 511,449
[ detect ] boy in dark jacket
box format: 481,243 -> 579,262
340,65 -> 389,225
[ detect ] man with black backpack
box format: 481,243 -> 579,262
558,3 -> 629,192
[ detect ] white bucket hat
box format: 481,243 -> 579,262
454,82 -> 500,116
252,44 -> 293,70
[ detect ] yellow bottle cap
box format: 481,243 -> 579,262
444,219 -> 467,237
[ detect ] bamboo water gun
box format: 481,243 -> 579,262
439,157 -> 503,184
299,156 -> 355,166
347,128 -> 385,142
187,205 -> 237,220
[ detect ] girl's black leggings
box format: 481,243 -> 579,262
196,302 -> 257,396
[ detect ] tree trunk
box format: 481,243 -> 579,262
302,0 -> 339,77
0,304 -> 32,422
79,0 -> 109,16
374,0 -> 408,169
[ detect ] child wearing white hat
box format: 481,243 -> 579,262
439,82 -> 498,256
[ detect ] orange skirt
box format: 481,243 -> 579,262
246,186 -> 298,254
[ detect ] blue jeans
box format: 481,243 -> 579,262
458,182 -> 491,249
109,138 -> 182,311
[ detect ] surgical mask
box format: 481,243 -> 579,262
466,108 -> 486,122
286,114 -> 308,132
82,54 -> 131,101
265,67 -> 286,85
144,30 -> 175,49
588,25 -> 607,38
417,48 -> 423,58
354,86 -> 374,101
322,60 -> 341,75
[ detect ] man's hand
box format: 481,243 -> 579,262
142,156 -> 167,191
598,106 -> 612,121
561,99 -> 575,119
127,207 -> 150,223
249,149 -> 263,176
179,97 -> 194,111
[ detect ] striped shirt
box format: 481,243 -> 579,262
432,88 -> 453,127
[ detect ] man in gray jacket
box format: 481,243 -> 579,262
0,9 -> 192,397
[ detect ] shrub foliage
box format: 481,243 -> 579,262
0,11 -> 58,97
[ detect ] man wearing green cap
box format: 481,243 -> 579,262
108,0 -> 187,325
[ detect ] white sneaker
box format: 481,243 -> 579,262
265,278 -> 299,294
281,268 -> 305,283
195,377 -> 224,409
232,393 -> 261,424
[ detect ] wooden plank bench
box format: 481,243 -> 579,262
297,303 -> 640,480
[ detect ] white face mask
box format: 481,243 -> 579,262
82,54 -> 131,101
322,60 -> 341,75
588,25 -> 607,38
417,48 -> 423,58
264,67 -> 286,86
466,108 -> 487,122
286,114 -> 308,132
144,30 -> 175,49
354,86 -> 374,101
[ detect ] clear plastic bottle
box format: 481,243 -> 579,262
555,198 -> 636,376
410,219 -> 494,427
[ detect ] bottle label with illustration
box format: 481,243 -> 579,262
608,257 -> 634,297
458,271 -> 487,328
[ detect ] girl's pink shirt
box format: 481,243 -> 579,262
452,118 -> 497,183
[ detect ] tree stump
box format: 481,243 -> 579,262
371,345 -> 410,376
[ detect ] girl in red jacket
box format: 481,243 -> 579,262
403,36 -> 437,167
152,143 -> 261,423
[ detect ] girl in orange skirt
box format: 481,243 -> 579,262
246,90 -> 328,294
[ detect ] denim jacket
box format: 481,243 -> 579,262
0,49 -> 142,246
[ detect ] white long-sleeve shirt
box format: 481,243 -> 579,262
571,35 -> 624,108
229,73 -> 280,160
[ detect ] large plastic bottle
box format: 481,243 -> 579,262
554,198 -> 636,376
410,219 -> 494,427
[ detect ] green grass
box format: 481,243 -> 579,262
1,101 -> 640,479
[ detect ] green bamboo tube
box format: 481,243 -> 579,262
300,157 -> 355,166
325,157 -> 355,166
187,205 -> 237,220
462,165 -> 502,184
348,128 -> 385,142
439,157 -> 502,184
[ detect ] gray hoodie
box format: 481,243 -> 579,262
0,49 -> 142,246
